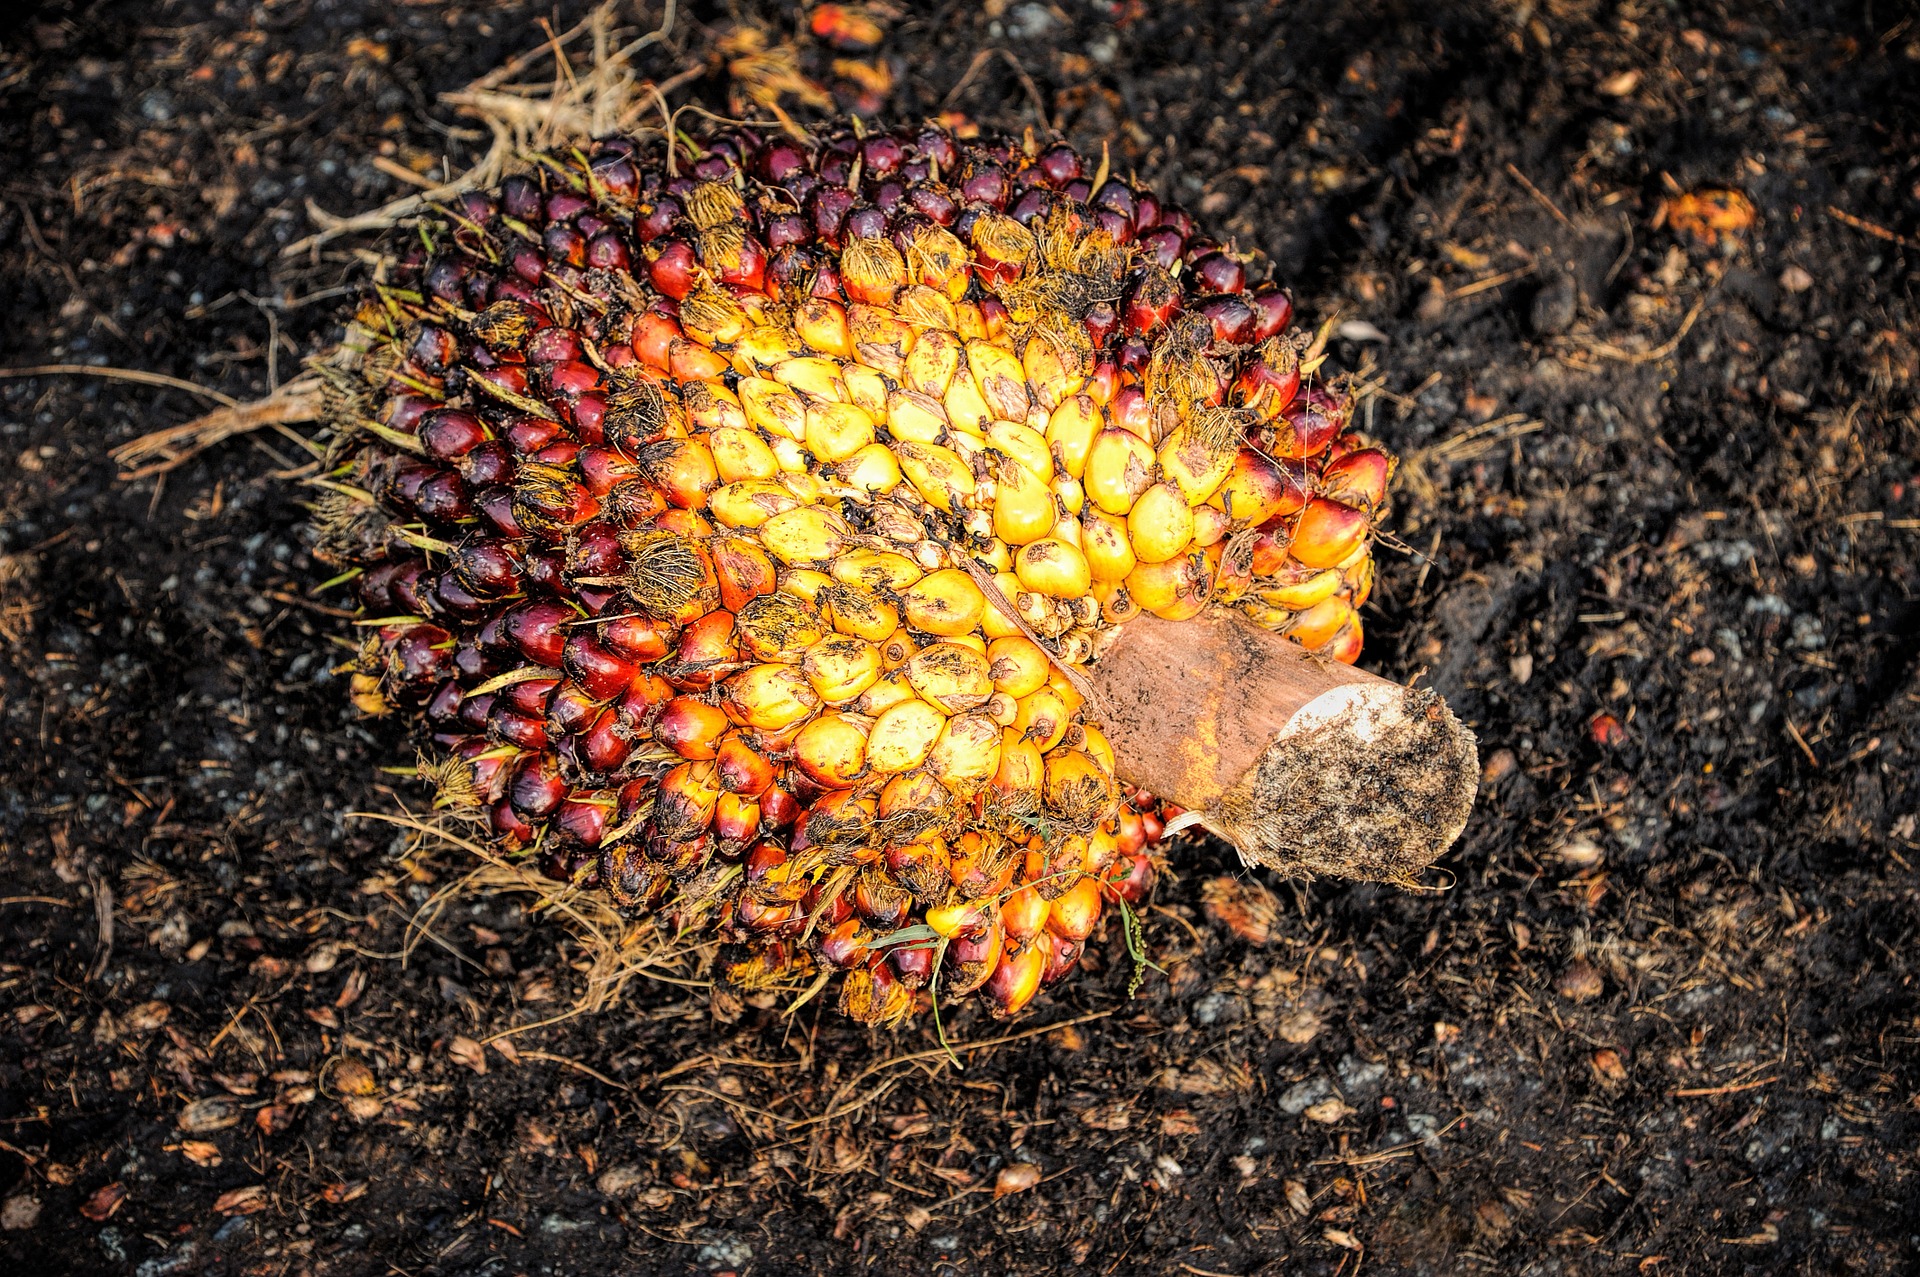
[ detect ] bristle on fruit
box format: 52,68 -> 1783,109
316,123 -> 1387,1024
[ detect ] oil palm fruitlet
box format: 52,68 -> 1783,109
312,123 -> 1394,1025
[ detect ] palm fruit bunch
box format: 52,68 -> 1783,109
314,122 -> 1391,1025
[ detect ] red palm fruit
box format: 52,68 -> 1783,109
839,958 -> 912,1026
452,540 -> 523,597
547,682 -> 601,735
577,443 -> 643,496
614,671 -> 673,737
500,675 -> 559,718
1114,804 -> 1147,856
1323,616 -> 1364,666
736,892 -> 796,935
946,919 -> 1005,996
652,760 -> 721,839
1140,225 -> 1185,269
1289,498 -> 1371,569
819,918 -> 872,969
884,834 -> 951,903
503,600 -> 577,665
1195,293 -> 1256,345
1191,251 -> 1247,295
1319,447 -> 1392,511
554,795 -> 611,846
648,239 -> 699,299
419,409 -> 489,460
655,697 -> 731,760
715,732 -> 776,795
491,797 -> 537,844
890,944 -> 936,988
745,840 -> 806,903
603,615 -> 670,661
1046,875 -> 1104,941
855,870 -> 911,929
1216,448 -> 1310,528
508,751 -> 567,817
580,706 -> 634,772
713,791 -> 761,843
631,310 -> 681,370
950,831 -> 1017,899
668,340 -> 730,384
1001,884 -> 1050,945
1248,285 -> 1294,340
1105,851 -> 1156,904
760,782 -> 801,829
709,535 -> 778,613
489,705 -> 549,750
670,609 -> 739,687
984,943 -> 1047,1017
562,633 -> 639,700
1038,933 -> 1083,985
642,438 -> 718,509
1272,400 -> 1346,460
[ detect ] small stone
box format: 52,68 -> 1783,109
1529,268 -> 1578,336
596,1165 -> 644,1196
1552,835 -> 1605,869
993,1163 -> 1041,1199
1,1195 -> 40,1230
1778,265 -> 1813,293
1481,748 -> 1518,784
1304,1097 -> 1355,1124
1591,1048 -> 1629,1082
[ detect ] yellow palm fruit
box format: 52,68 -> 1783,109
896,442 -> 976,513
1044,664 -> 1086,716
1013,587 -> 1066,638
992,457 -> 1059,546
1126,549 -> 1211,621
842,238 -> 907,306
1261,566 -> 1343,611
778,469 -> 828,506
738,377 -> 808,440
1192,503 -> 1231,547
943,372 -> 994,437
847,304 -> 917,377
986,419 -> 1053,482
985,690 -> 1019,725
736,591 -> 827,661
866,697 -> 948,773
903,642 -> 993,714
841,363 -> 888,415
760,505 -> 851,565
992,729 -> 1045,799
708,480 -> 801,529
729,324 -> 804,375
899,568 -> 986,637
793,298 -> 853,358
1126,482 -> 1195,563
792,711 -> 871,787
977,537 -> 1013,573
778,569 -> 834,606
981,571 -> 1024,640
1084,426 -> 1157,515
1046,394 -> 1102,479
803,400 -> 876,463
877,626 -> 918,670
1022,331 -> 1087,411
1079,722 -> 1117,775
1011,686 -> 1071,752
1013,537 -> 1092,599
1051,473 -> 1085,515
878,769 -> 952,823
769,356 -> 848,401
1043,748 -> 1118,825
1093,579 -> 1141,624
708,427 -> 780,483
722,663 -> 820,731
886,389 -> 949,444
680,288 -> 749,345
904,328 -> 962,398
817,583 -> 900,642
831,441 -> 903,496
965,340 -> 1030,423
1080,507 -> 1137,583
1156,423 -> 1235,504
832,549 -> 923,592
801,634 -> 884,704
986,636 -> 1051,698
1049,512 -> 1083,550
1284,595 -> 1356,650
767,432 -> 810,474
895,284 -> 959,331
1347,552 -> 1376,608
852,669 -> 917,716
904,222 -> 971,295
926,711 -> 1002,790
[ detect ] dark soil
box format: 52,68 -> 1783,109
3,2 -> 1918,1274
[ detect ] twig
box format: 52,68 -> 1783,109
942,48 -> 1053,135
109,372 -> 325,480
516,1050 -> 630,1090
1783,719 -> 1820,769
1826,205 -> 1916,249
1573,293 -> 1709,364
1505,162 -> 1576,230
0,364 -> 237,407
1670,1075 -> 1776,1098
